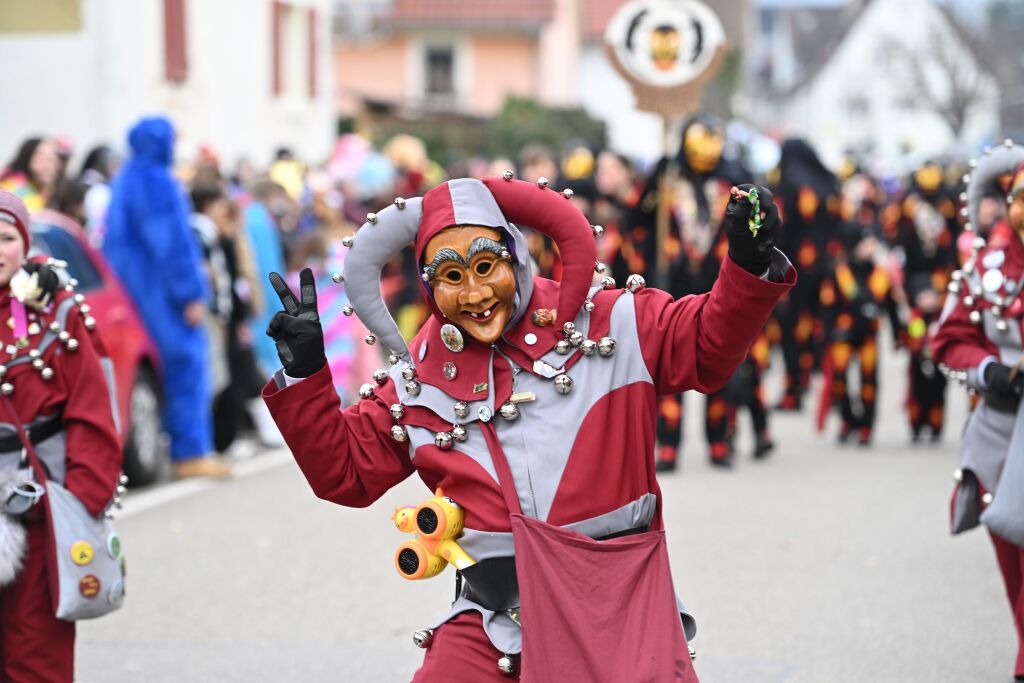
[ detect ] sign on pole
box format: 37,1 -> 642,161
604,0 -> 729,281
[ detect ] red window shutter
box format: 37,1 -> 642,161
307,7 -> 317,99
164,0 -> 187,83
272,1 -> 283,96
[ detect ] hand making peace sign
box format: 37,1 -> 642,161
266,268 -> 327,378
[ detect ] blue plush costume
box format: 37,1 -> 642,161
244,200 -> 286,376
103,116 -> 212,460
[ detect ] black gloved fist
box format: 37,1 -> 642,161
266,268 -> 326,378
724,184 -> 780,276
983,361 -> 1024,408
21,261 -> 61,310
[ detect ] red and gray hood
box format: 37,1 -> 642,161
341,177 -> 596,362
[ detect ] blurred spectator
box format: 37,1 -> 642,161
46,177 -> 88,224
78,144 -> 119,242
0,137 -> 61,211
269,147 -> 305,201
103,116 -> 228,478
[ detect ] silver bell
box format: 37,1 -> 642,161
66,339 -> 79,351
597,337 -> 616,357
969,310 -> 982,325
454,401 -> 469,418
388,353 -> 401,366
536,177 -> 549,188
948,282 -> 960,294
366,212 -> 378,224
554,340 -> 571,355
358,383 -> 375,399
688,645 -> 697,661
406,380 -> 422,397
972,236 -> 986,251
391,425 -> 409,442
365,335 -> 376,346
562,321 -> 576,336
953,468 -> 963,482
32,358 -> 44,370
80,304 -> 91,315
49,321 -> 61,332
963,295 -> 974,307
568,330 -> 583,347
998,318 -> 1009,333
390,403 -> 406,420
40,367 -> 54,381
58,331 -> 70,343
553,374 -> 573,395
342,305 -> 354,316
580,339 -> 598,356
591,224 -> 604,238
497,655 -> 516,675
499,402 -> 519,421
119,474 -> 130,486
594,261 -> 607,275
74,293 -> 85,305
561,188 -> 574,199
600,276 -> 616,290
0,383 -> 12,396
626,274 -> 646,293
394,197 -> 407,209
584,299 -> 595,313
342,235 -> 354,248
29,349 -> 40,359
372,369 -> 389,386
451,424 -> 468,442
434,432 -> 454,450
332,272 -> 345,283
402,366 -> 417,381
502,169 -> 514,181
982,492 -> 994,505
413,629 -> 433,649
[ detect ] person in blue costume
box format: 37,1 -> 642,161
103,116 -> 230,478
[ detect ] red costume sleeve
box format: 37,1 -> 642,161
931,296 -> 999,371
57,308 -> 123,516
263,364 -> 415,507
635,255 -> 795,395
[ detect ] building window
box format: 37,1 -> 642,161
272,1 -> 316,99
164,0 -> 187,83
425,46 -> 455,98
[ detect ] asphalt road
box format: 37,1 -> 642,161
76,347 -> 1017,682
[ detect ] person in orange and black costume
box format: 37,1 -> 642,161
819,223 -> 903,445
904,273 -> 947,443
773,140 -> 842,411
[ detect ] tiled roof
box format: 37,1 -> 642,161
385,0 -> 556,30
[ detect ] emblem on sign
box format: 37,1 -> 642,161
440,324 -> 464,353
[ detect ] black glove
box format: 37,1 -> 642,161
22,261 -> 61,309
265,268 -> 326,378
983,362 -> 1024,401
724,184 -> 780,276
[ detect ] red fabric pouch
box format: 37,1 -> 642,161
481,424 -> 698,682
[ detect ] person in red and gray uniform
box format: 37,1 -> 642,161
0,190 -> 122,682
932,144 -> 1024,681
263,176 -> 794,680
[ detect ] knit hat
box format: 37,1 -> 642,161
0,190 -> 30,249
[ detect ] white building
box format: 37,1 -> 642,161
752,0 -> 1001,169
0,0 -> 335,171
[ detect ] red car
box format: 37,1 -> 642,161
30,210 -> 167,486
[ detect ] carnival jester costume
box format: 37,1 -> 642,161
263,176 -> 794,680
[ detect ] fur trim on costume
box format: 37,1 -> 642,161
0,469 -> 30,586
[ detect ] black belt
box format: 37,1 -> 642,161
457,524 -> 649,613
0,414 -> 63,453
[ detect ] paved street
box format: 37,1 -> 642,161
76,347 -> 1016,682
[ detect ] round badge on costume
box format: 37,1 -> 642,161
79,574 -> 101,598
71,540 -> 95,566
107,533 -> 122,559
478,406 -> 493,422
982,269 -> 1005,293
443,362 -> 458,380
108,579 -> 125,604
440,324 -> 465,353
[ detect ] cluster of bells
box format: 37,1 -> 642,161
1,272 -> 92,397
412,628 -> 518,675
104,473 -> 130,519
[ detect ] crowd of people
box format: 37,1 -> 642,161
0,114 -> 984,478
